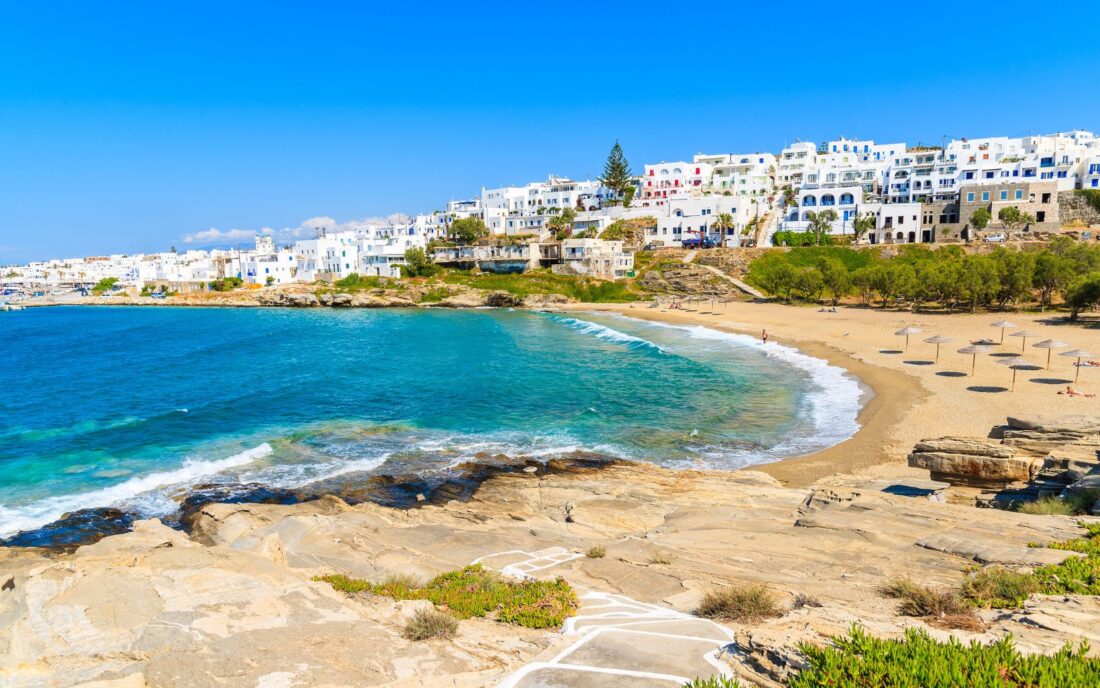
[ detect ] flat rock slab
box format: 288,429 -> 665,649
916,532 -> 1081,566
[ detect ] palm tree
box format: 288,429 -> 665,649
712,213 -> 736,247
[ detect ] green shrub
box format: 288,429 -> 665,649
418,287 -> 450,303
1076,189 -> 1100,214
772,230 -> 834,247
585,545 -> 606,559
401,248 -> 439,278
962,566 -> 1042,608
403,608 -> 458,641
316,564 -> 577,629
91,277 -> 119,294
790,626 -> 1100,687
682,676 -> 742,687
1017,491 -> 1099,516
694,585 -> 784,623
208,276 -> 244,292
334,272 -> 390,290
441,270 -> 639,303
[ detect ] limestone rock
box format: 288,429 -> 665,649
913,437 -> 1015,458
483,290 -> 523,308
908,451 -> 1040,488
437,291 -> 486,308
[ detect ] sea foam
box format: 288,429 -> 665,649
0,443 -> 272,538
584,313 -> 864,460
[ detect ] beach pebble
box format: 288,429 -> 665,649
523,466 -> 538,474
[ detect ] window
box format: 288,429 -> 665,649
1015,190 -> 1023,200
981,192 -> 990,201
1000,191 -> 1008,200
966,192 -> 975,202
964,171 -> 975,180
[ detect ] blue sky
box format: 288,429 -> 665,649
1,1 -> 1098,262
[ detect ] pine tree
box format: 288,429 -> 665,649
600,141 -> 633,201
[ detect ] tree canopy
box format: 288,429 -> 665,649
600,142 -> 633,201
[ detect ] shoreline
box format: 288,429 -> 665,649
7,299 -> 1097,546
566,303 -> 926,486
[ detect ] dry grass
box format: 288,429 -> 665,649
961,567 -> 1041,608
586,545 -> 606,559
792,593 -> 823,609
648,552 -> 672,565
882,578 -> 984,631
403,608 -> 458,641
694,585 -> 785,623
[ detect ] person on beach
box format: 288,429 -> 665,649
762,329 -> 768,344
1060,386 -> 1096,398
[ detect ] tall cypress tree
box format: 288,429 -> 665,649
600,141 -> 633,200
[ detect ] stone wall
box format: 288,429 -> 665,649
1058,190 -> 1100,227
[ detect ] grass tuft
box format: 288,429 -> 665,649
1017,490 -> 1099,516
403,608 -> 458,641
648,552 -> 672,565
961,567 -> 1042,608
694,585 -> 784,623
585,545 -> 606,559
882,578 -> 983,631
682,676 -> 742,687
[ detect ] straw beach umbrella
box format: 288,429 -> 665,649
996,356 -> 1030,391
991,320 -> 1016,344
1060,348 -> 1096,383
1009,330 -> 1040,352
923,335 -> 953,362
958,344 -> 992,376
1032,339 -> 1069,370
895,326 -> 922,351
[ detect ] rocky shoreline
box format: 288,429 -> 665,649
3,451 -> 1098,687
0,452 -> 623,552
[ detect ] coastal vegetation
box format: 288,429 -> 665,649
600,141 -> 633,207
315,564 -> 578,629
208,276 -> 243,292
694,585 -> 784,623
400,248 -> 440,278
746,238 -> 1100,316
91,277 -> 119,294
403,608 -> 458,641
789,626 -> 1100,687
881,578 -> 982,631
441,269 -> 640,302
332,272 -> 396,290
1016,490 -> 1100,516
585,545 -> 606,558
682,677 -> 741,687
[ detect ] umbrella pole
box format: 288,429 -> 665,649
1012,366 -> 1017,391
1000,328 -> 1005,344
971,354 -> 977,376
1047,349 -> 1052,370
1076,358 -> 1082,383
1021,338 -> 1026,353
906,334 -> 910,351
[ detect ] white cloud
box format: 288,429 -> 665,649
181,213 -> 414,247
181,227 -> 258,245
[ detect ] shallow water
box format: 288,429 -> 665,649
0,306 -> 861,537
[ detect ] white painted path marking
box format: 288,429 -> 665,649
475,548 -> 738,687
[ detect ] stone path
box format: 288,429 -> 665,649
692,262 -> 765,300
475,547 -> 737,688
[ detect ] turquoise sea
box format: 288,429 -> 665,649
0,306 -> 862,538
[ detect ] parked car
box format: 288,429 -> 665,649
983,233 -> 1006,243
681,237 -> 717,249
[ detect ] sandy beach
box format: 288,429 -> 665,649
566,301 -> 1100,485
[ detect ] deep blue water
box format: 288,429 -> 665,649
0,306 -> 861,536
